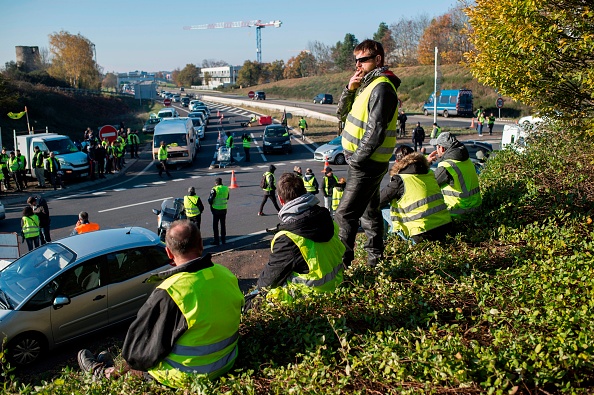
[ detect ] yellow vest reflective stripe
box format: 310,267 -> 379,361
263,172 -> 274,192
342,76 -> 398,163
267,222 -> 345,303
184,195 -> 201,217
22,215 -> 40,238
212,185 -> 229,210
389,173 -> 452,237
158,146 -> 168,160
438,159 -> 482,216
148,264 -> 243,388
303,176 -> 316,192
332,188 -> 343,211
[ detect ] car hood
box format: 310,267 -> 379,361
0,307 -> 14,318
315,142 -> 340,153
264,136 -> 289,144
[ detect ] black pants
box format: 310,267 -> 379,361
259,193 -> 280,214
212,208 -> 227,243
188,214 -> 201,230
243,147 -> 250,162
413,140 -> 423,152
2,167 -> 10,189
158,160 -> 171,177
40,224 -> 51,244
334,162 -> 388,268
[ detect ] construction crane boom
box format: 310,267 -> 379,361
183,20 -> 282,63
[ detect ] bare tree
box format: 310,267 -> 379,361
307,41 -> 334,75
390,14 -> 431,66
201,59 -> 228,68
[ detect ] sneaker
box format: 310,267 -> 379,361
78,349 -> 103,373
257,212 -> 265,216
97,350 -> 114,368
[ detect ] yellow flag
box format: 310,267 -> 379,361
7,111 -> 26,120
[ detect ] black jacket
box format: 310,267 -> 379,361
433,142 -> 470,187
257,196 -> 334,289
122,254 -> 214,372
336,67 -> 401,168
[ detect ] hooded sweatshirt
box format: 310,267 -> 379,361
257,194 -> 335,289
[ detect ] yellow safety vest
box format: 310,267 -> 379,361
262,172 -> 274,192
158,146 -> 168,160
148,264 -> 244,388
22,215 -> 40,238
389,173 -> 452,237
183,195 -> 201,217
211,185 -> 229,210
332,188 -> 344,211
242,137 -> 251,148
9,157 -> 19,172
438,159 -> 482,216
267,222 -> 345,303
342,76 -> 398,163
303,176 -> 317,193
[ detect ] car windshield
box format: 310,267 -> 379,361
153,134 -> 187,148
147,119 -> 160,125
45,138 -> 79,154
265,127 -> 288,138
160,198 -> 184,221
159,112 -> 174,118
0,244 -> 75,306
328,136 -> 342,145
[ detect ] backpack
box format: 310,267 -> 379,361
260,174 -> 268,189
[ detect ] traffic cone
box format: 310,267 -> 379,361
324,156 -> 330,171
470,118 -> 475,128
229,170 -> 239,189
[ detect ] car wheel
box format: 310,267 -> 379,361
8,332 -> 47,366
424,109 -> 429,116
313,99 -> 317,104
334,153 -> 346,165
443,110 -> 449,118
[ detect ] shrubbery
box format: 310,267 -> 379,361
3,128 -> 593,394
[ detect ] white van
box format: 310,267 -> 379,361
157,108 -> 179,119
153,118 -> 197,166
501,124 -> 529,152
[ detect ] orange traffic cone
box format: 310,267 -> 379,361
323,156 -> 330,171
229,170 -> 239,189
470,118 -> 475,129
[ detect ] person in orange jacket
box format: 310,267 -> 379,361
70,211 -> 100,236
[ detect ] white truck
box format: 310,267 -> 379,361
14,132 -> 90,179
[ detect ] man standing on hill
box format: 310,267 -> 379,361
335,39 -> 401,268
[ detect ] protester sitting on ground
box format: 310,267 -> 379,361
427,132 -> 482,216
380,150 -> 452,244
250,172 -> 344,305
70,211 -> 100,236
78,220 -> 244,388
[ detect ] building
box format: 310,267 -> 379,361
15,46 -> 41,72
195,66 -> 241,90
117,71 -> 156,88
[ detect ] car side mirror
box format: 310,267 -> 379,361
53,295 -> 71,309
152,209 -> 160,216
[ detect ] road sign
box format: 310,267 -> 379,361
98,125 -> 118,142
163,98 -> 172,106
248,91 -> 255,99
496,98 -> 504,108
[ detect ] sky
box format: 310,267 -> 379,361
0,0 -> 457,74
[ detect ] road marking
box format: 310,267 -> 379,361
172,178 -> 185,182
92,191 -> 107,195
113,188 -> 127,191
203,229 -> 269,250
152,181 -> 167,185
98,197 -> 174,213
134,184 -> 148,188
191,175 -> 202,178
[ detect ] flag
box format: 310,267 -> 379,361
281,108 -> 287,126
7,111 -> 26,120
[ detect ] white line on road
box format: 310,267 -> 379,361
98,197 -> 173,213
203,229 -> 269,250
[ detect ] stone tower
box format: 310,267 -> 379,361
15,46 -> 40,72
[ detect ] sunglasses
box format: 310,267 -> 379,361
355,54 -> 376,64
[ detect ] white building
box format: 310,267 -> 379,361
194,66 -> 241,90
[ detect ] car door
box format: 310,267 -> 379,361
50,256 -> 109,345
105,246 -> 170,324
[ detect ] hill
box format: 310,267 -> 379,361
232,65 -> 532,118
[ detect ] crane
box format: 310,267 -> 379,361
183,20 -> 282,63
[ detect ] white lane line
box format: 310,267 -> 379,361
134,185 -> 148,188
172,178 -> 185,182
152,181 -> 167,185
257,165 -> 268,168
203,229 -> 269,250
98,197 -> 174,213
113,188 -> 127,191
191,175 -> 202,178
92,191 -> 107,195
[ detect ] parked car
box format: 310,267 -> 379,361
181,97 -> 190,107
189,116 -> 205,140
0,227 -> 171,366
313,93 -> 333,104
262,124 -> 291,154
188,111 -> 208,128
142,117 -> 161,134
314,135 -> 345,165
254,91 -> 266,100
172,94 -> 181,103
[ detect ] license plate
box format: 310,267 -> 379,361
274,146 -> 282,149
80,173 -> 88,177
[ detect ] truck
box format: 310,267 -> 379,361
153,118 -> 197,166
14,132 -> 90,179
423,89 -> 473,118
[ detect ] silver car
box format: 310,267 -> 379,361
0,227 -> 171,366
314,135 -> 346,165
